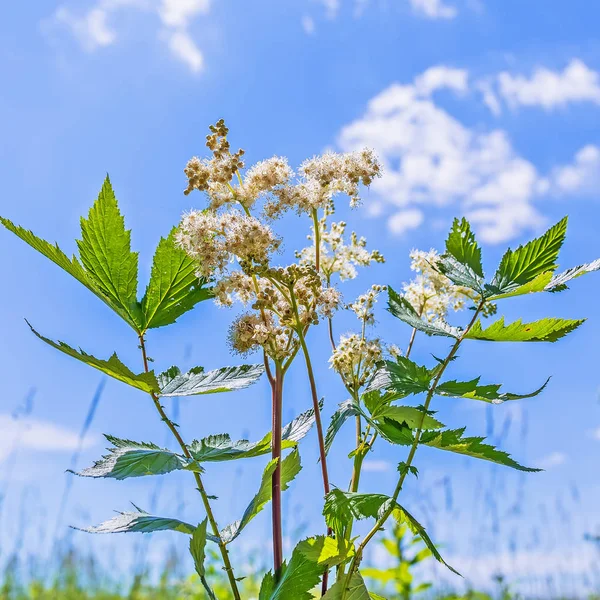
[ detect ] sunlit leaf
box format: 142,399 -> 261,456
142,228 -> 212,331
322,573 -> 370,600
324,400 -> 361,455
436,377 -> 550,404
545,258 -> 600,292
188,408 -> 314,462
444,218 -> 484,278
487,217 -> 567,296
73,435 -> 196,480
465,316 -> 584,342
420,427 -> 540,472
387,288 -> 460,338
28,323 -> 159,393
381,357 -> 432,395
189,520 -> 218,600
373,405 -> 444,430
77,508 -> 195,535
158,364 -> 264,396
77,176 -> 143,330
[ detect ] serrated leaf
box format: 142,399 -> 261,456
382,358 -> 432,396
190,519 -> 218,600
545,258 -> 600,292
73,435 -> 195,480
486,271 -> 554,301
436,254 -> 484,293
387,288 -> 460,338
188,408 -> 314,462
258,536 -> 350,600
323,490 -> 458,576
436,377 -> 550,404
324,400 -> 361,455
445,217 -> 484,278
420,427 -> 540,472
488,217 -> 567,296
158,364 -> 264,396
374,405 -> 444,430
220,450 -> 301,544
77,176 -> 143,330
322,573 -> 370,600
142,228 -> 212,331
374,419 -> 415,446
0,216 -> 139,327
465,317 -> 584,343
77,509 -> 195,535
28,323 -> 159,393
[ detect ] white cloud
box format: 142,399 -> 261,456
551,144 -> 600,194
536,451 -> 567,469
496,59 -> 600,111
166,30 -> 204,73
53,5 -> 116,51
388,208 -> 424,235
302,15 -> 316,35
317,0 -> 340,19
362,459 -> 391,472
409,0 -> 457,20
591,426 -> 600,441
159,0 -> 209,28
0,414 -> 97,463
337,64 -> 600,243
47,0 -> 209,73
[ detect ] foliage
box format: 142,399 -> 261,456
1,123 -> 598,599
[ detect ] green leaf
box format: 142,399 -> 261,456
374,405 -> 444,430
445,218 -> 484,278
379,358 -> 432,396
488,217 -> 567,296
322,573 -> 370,600
436,254 -> 484,293
465,316 -> 584,343
258,536 -> 350,600
158,364 -> 264,396
420,427 -> 540,472
0,216 -> 138,326
190,520 -> 218,600
486,271 -> 554,301
28,323 -> 159,393
188,408 -> 314,462
323,490 -> 459,576
77,176 -> 143,330
78,508 -> 195,535
545,258 -> 600,292
387,288 -> 459,338
374,419 -> 415,446
436,377 -> 550,404
220,450 -> 302,544
73,435 -> 196,480
324,400 -> 360,455
142,228 -> 212,331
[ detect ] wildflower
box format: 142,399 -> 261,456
348,284 -> 387,325
330,333 -> 382,390
296,220 -> 384,281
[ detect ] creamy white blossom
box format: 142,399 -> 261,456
330,333 -> 382,390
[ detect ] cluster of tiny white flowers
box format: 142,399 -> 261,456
228,313 -> 295,361
329,333 -> 382,390
348,284 -> 387,325
176,210 -> 281,278
264,150 -> 381,218
402,249 -> 495,323
296,219 -> 384,281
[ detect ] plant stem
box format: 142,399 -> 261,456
340,302 -> 485,598
138,335 -> 241,600
271,361 -> 285,578
312,209 -> 321,272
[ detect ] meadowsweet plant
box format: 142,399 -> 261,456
2,121 -> 599,600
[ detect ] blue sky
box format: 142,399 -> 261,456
1,0 -> 600,592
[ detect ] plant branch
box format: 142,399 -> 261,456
271,362 -> 284,578
138,335 -> 241,600
340,302 -> 485,598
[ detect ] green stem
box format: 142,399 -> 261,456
312,209 -> 321,272
340,302 -> 485,598
138,335 -> 241,600
271,362 -> 285,578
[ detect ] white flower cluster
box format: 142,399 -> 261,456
176,210 -> 281,278
296,219 -> 384,281
329,333 -> 382,391
224,265 -> 342,361
402,249 -> 495,322
348,284 -> 387,325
